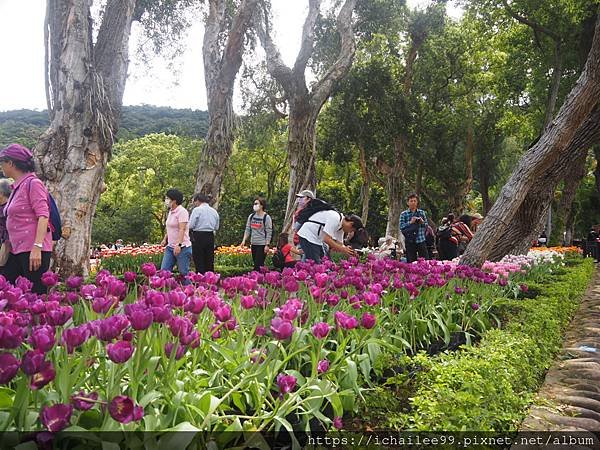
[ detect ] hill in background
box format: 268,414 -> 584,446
0,105 -> 209,148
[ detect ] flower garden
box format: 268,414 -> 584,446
0,247 -> 594,448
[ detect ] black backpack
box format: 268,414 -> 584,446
272,247 -> 288,269
436,225 -> 452,240
296,199 -> 337,226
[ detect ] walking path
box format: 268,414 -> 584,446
520,265 -> 600,432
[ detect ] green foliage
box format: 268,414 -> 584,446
375,258 -> 595,431
93,133 -> 200,244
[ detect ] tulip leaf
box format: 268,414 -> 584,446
0,388 -> 14,409
140,391 -> 162,408
101,442 -> 121,450
13,442 -> 37,450
157,421 -> 200,449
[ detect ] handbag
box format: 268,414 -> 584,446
402,223 -> 420,243
0,241 -> 11,267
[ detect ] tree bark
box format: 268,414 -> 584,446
358,145 -> 371,225
461,15 -> 600,266
258,0 -> 358,231
195,0 -> 259,206
557,150 -> 589,245
34,0 -> 136,277
378,138 -> 406,240
594,146 -> 600,196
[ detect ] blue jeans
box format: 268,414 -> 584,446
299,237 -> 324,263
161,246 -> 192,284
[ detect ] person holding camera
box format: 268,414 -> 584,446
399,193 -> 429,263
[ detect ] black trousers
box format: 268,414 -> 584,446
4,251 -> 52,294
251,244 -> 267,271
192,231 -> 215,274
405,241 -> 429,263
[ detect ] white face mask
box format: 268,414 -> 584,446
253,204 -> 260,212
164,199 -> 172,208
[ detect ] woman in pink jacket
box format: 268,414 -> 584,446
0,144 -> 52,294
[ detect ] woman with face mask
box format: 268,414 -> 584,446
160,189 -> 192,284
292,190 -> 315,246
240,197 -> 273,271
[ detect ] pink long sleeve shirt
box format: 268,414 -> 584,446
5,173 -> 52,254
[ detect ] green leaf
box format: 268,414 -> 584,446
157,422 -> 200,449
140,391 -> 162,408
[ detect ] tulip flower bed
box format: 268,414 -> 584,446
0,250 -> 569,446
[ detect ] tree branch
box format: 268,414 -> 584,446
203,0 -> 226,90
501,0 -> 561,42
310,0 -> 357,108
256,0 -> 294,93
219,0 -> 260,86
293,0 -> 321,76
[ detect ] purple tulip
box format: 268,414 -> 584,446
471,303 -> 480,311
41,271 -> 60,287
180,329 -> 200,347
282,277 -> 299,293
40,403 -> 73,432
0,352 -> 20,384
123,271 -> 137,283
184,297 -> 206,314
270,318 -> 294,340
333,416 -> 343,430
129,309 -> 153,330
16,276 -> 33,292
46,306 -> 73,327
61,325 -> 90,353
168,316 -> 193,339
30,361 -> 56,390
106,341 -> 134,364
334,311 -> 359,330
240,295 -> 256,310
276,373 -> 297,395
21,350 -> 47,375
311,322 -> 331,340
255,325 -> 267,336
361,313 -> 377,329
65,276 -> 84,290
65,291 -> 80,304
151,306 -> 171,323
249,348 -> 267,364
92,297 -> 114,314
317,359 -> 330,374
0,324 -> 24,349
210,323 -> 222,339
71,391 -> 98,411
520,283 -> 529,292
109,395 -> 143,424
164,342 -> 186,360
95,315 -> 130,341
214,304 -> 232,322
141,263 -> 157,277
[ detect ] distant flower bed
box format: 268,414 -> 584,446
0,250 -> 565,440
529,245 -> 582,254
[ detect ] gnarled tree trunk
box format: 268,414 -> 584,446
557,150 -> 589,245
195,0 -> 259,206
34,0 -> 136,277
461,14 -> 600,267
258,0 -> 358,231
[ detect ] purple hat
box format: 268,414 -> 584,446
0,144 -> 33,162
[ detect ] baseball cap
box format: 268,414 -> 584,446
295,189 -> 315,199
471,213 -> 483,220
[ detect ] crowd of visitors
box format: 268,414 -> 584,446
1,141 -> 598,289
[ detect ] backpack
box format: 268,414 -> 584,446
402,223 -> 420,243
27,180 -> 62,241
296,198 -> 341,236
272,247 -> 288,269
7,177 -> 62,242
436,225 -> 452,240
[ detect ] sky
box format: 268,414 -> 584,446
0,0 -> 462,113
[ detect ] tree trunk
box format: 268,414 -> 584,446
380,138 -> 406,240
34,0 -> 136,277
282,104 -> 319,232
557,150 -> 589,245
415,160 -> 424,198
358,145 -> 371,225
258,0 -> 358,230
594,146 -> 600,197
461,15 -> 600,267
195,0 -> 259,206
